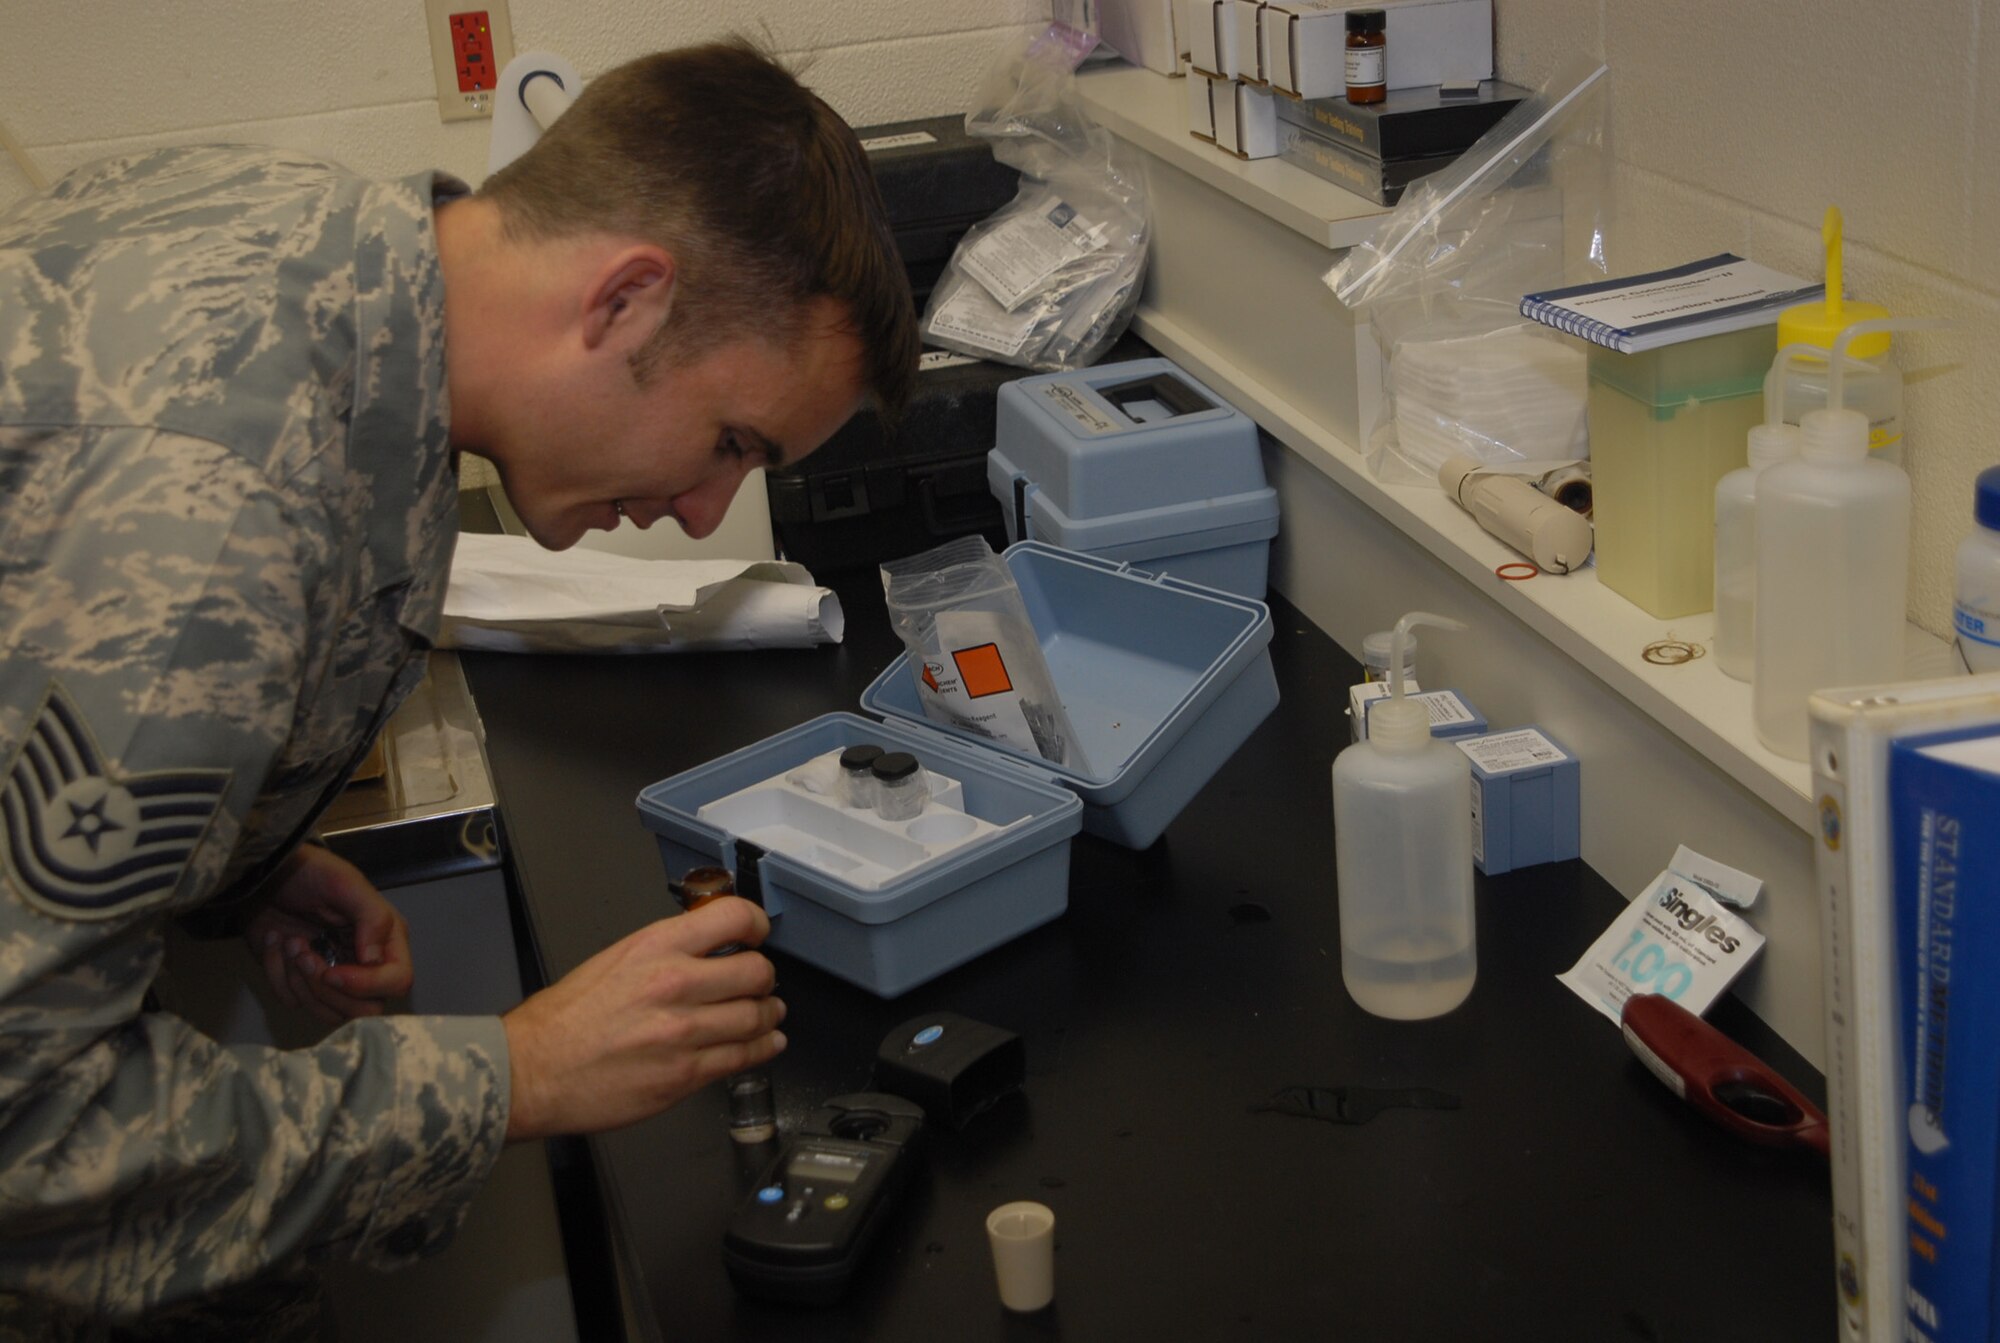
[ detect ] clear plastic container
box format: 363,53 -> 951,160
1751,408 -> 1910,761
1712,423 -> 1801,682
839,743 -> 885,809
1763,352 -> 1902,467
1954,466 -> 2000,673
1766,205 -> 1905,466
1332,614 -> 1474,1020
1359,629 -> 1417,684
1587,326 -> 1773,618
872,751 -> 929,821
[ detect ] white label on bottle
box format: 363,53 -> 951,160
958,195 -> 1108,311
1957,603 -> 2000,645
1956,600 -> 2000,672
1867,415 -> 1903,453
1344,46 -> 1384,89
1457,729 -> 1567,775
1556,856 -> 1767,1027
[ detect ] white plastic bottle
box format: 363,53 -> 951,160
1332,612 -> 1475,1020
1954,466 -> 2000,673
1713,422 -> 1801,682
1751,407 -> 1910,760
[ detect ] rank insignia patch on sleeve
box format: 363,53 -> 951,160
1,682 -> 231,920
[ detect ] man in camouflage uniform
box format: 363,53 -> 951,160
0,40 -> 915,1339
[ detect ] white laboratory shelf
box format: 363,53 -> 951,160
1132,306 -> 1963,836
1077,64 -> 1394,250
1079,59 -> 1963,842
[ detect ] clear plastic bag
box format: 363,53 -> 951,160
881,536 -> 1087,771
920,26 -> 1149,372
1324,60 -> 1615,486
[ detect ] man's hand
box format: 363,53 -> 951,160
244,843 -> 415,1026
501,897 -> 787,1141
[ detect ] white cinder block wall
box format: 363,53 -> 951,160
5,2 -> 1991,624
0,1 -> 1043,207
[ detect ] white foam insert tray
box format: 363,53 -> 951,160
694,749 -> 1013,890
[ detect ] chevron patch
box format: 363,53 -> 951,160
1,682 -> 231,920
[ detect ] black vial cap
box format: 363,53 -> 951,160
871,751 -> 920,782
840,743 -> 886,773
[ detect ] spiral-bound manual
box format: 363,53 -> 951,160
1520,254 -> 1822,353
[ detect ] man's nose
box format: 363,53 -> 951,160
672,465 -> 758,540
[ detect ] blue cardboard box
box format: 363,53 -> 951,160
1357,686 -> 1487,743
1454,726 -> 1580,875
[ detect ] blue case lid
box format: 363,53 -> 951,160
993,358 -> 1266,520
861,543 -> 1274,817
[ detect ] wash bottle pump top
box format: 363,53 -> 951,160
1751,374 -> 1910,761
1766,206 -> 1904,464
1332,612 -> 1475,1021
1954,466 -> 2000,673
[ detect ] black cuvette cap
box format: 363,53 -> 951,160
840,743 -> 886,773
871,751 -> 920,782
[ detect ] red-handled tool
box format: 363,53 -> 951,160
1620,993 -> 1829,1159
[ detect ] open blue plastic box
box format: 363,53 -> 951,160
635,543 -> 1278,996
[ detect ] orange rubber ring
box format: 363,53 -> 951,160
1496,562 -> 1540,581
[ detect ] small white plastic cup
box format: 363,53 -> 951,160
986,1201 -> 1055,1312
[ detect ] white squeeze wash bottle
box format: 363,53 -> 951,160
1333,612 -> 1475,1020
1751,331 -> 1911,761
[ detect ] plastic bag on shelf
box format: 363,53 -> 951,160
920,26 -> 1150,372
1325,59 -> 1614,485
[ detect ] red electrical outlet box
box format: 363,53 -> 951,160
449,11 -> 495,93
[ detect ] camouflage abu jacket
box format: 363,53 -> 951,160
0,146 -> 509,1326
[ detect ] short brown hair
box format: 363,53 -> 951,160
480,39 -> 916,416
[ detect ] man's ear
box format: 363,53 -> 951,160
580,245 -> 677,352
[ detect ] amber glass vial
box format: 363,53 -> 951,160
1345,9 -> 1387,104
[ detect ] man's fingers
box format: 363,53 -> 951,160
325,960 -> 412,1001
701,1029 -> 789,1082
349,905 -> 411,976
287,961 -> 346,1026
287,943 -> 391,1018
666,897 -> 772,955
685,993 -> 788,1052
672,947 -> 778,1007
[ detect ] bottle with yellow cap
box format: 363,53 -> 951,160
1763,205 -> 1904,465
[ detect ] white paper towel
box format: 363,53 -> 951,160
441,532 -> 845,653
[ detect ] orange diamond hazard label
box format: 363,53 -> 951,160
951,643 -> 1014,699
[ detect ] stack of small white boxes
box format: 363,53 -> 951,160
1182,0 -> 1493,160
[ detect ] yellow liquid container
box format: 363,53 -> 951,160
1587,327 -> 1773,618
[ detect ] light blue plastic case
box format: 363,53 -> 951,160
637,543 -> 1277,996
989,359 -> 1280,598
